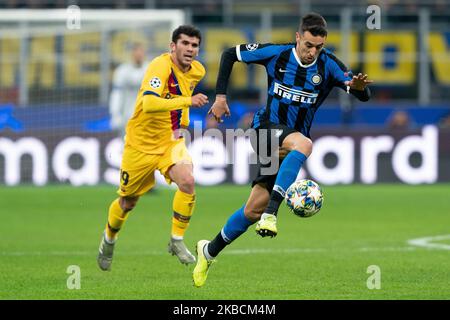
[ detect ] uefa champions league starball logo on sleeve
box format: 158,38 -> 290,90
245,43 -> 259,51
149,77 -> 161,89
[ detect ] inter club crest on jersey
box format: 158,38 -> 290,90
311,74 -> 322,85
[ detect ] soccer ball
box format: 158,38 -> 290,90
285,179 -> 323,218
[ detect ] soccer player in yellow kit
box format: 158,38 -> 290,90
97,25 -> 208,271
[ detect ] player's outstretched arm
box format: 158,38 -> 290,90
143,93 -> 208,113
345,73 -> 374,102
208,47 -> 239,122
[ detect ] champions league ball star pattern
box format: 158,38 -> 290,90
149,77 -> 161,89
285,179 -> 324,218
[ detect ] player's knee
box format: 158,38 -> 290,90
284,133 -> 313,157
120,197 -> 139,212
177,174 -> 195,194
294,137 -> 313,156
304,138 -> 313,155
244,206 -> 263,222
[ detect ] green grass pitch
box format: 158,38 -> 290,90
1,184 -> 449,299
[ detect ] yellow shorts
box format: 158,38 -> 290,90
117,138 -> 192,197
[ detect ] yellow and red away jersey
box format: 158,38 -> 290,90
125,53 -> 205,154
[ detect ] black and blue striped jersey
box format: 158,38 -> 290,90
236,43 -> 352,137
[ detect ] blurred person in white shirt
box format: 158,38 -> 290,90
109,43 -> 149,139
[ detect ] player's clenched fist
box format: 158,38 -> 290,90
191,93 -> 209,108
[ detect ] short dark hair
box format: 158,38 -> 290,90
300,13 -> 328,37
172,25 -> 202,44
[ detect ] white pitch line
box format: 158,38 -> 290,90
0,246 -> 429,257
358,247 -> 418,252
226,248 -> 326,254
407,234 -> 450,250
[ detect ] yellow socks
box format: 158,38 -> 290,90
171,190 -> 195,239
105,198 -> 129,242
104,191 -> 194,242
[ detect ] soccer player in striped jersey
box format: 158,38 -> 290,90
193,13 -> 373,287
97,25 -> 208,271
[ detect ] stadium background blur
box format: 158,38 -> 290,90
0,0 -> 449,300
1,0 -> 449,186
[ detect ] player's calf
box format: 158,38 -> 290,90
119,196 -> 139,212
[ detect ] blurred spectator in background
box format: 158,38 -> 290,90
205,114 -> 219,129
237,112 -> 254,130
340,95 -> 354,127
438,113 -> 450,129
387,110 -> 412,131
109,42 -> 149,140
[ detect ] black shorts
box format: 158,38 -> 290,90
250,122 -> 298,193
